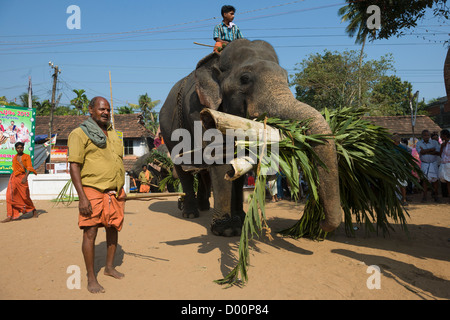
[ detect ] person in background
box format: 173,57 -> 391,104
2,142 -> 38,222
416,129 -> 441,202
138,164 -> 152,193
213,5 -> 244,53
439,129 -> 450,203
392,134 -> 409,206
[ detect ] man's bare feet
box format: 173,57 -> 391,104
1,217 -> 12,223
104,267 -> 124,279
32,210 -> 38,218
87,278 -> 105,294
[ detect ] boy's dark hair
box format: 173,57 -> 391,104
221,5 -> 236,17
15,142 -> 25,148
441,129 -> 450,138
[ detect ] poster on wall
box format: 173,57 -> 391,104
0,105 -> 36,174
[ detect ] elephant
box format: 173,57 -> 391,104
159,39 -> 341,236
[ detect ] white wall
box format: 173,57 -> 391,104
133,137 -> 149,157
0,173 -> 130,200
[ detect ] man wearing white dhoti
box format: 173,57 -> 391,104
416,129 -> 441,202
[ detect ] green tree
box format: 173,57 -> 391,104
19,92 -> 39,108
70,89 -> 89,115
291,50 -> 394,110
54,105 -> 78,115
0,96 -> 19,106
368,75 -> 410,115
35,99 -> 52,115
338,0 -> 449,44
117,105 -> 135,114
338,2 -> 380,106
132,93 -> 160,134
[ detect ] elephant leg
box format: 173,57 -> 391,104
209,165 -> 243,237
196,170 -> 211,211
174,164 -> 199,219
231,175 -> 245,223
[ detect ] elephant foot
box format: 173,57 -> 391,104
210,215 -> 243,237
197,200 -> 210,211
182,209 -> 200,219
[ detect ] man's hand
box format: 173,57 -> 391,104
70,162 -> 92,216
78,196 -> 92,216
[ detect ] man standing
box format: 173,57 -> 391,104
439,129 -> 450,203
68,96 -> 125,293
138,164 -> 152,193
416,129 -> 441,202
2,142 -> 38,222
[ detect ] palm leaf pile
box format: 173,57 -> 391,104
325,107 -> 423,236
146,149 -> 199,193
216,106 -> 424,286
146,149 -> 182,192
53,179 -> 77,206
215,116 -> 326,286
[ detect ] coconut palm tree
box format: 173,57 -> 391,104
338,2 -> 376,107
137,93 -> 160,134
19,92 -> 38,108
70,89 -> 89,115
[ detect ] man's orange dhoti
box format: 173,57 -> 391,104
6,173 -> 36,220
139,170 -> 151,193
78,186 -> 126,231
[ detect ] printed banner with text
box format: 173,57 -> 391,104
0,105 -> 36,174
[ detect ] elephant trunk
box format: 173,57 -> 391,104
256,92 -> 341,232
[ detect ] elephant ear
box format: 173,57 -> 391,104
195,53 -> 222,110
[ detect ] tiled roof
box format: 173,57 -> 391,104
363,115 -> 442,136
35,114 -> 154,139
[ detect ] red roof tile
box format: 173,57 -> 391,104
35,114 -> 154,139
363,115 -> 442,136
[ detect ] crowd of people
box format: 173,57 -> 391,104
414,129 -> 450,204
241,129 -> 450,205
392,129 -> 450,205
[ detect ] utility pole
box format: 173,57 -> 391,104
46,61 -> 61,173
109,71 -> 114,128
409,90 -> 419,146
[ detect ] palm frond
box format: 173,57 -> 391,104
217,106 -> 424,285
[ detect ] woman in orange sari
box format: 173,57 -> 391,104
2,142 -> 38,222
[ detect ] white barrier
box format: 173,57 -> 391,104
0,173 -> 130,200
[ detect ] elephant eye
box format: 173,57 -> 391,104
240,73 -> 251,85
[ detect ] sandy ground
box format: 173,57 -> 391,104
0,193 -> 449,301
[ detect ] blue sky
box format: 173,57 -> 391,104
0,0 -> 448,112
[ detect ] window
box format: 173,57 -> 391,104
124,139 -> 134,155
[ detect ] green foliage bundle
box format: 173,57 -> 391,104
217,106 -> 423,286
215,117 -> 327,285
147,149 -> 198,193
